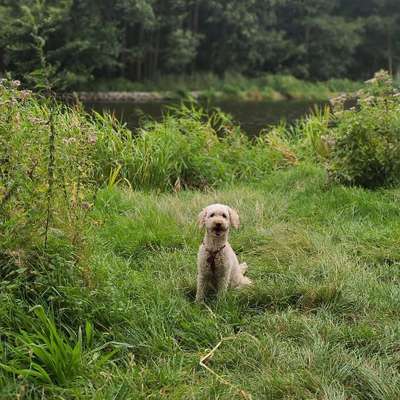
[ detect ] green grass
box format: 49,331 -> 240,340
2,164 -> 400,399
85,72 -> 363,101
2,77 -> 400,399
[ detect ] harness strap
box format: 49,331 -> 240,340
203,243 -> 226,274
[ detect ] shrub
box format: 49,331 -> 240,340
326,71 -> 400,188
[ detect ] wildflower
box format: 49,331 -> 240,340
18,90 -> 32,100
374,69 -> 392,82
11,80 -> 21,88
330,93 -> 347,114
87,134 -> 97,144
62,137 -> 77,145
366,70 -> 393,86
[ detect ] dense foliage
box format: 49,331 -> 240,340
298,71 -> 400,188
0,0 -> 399,90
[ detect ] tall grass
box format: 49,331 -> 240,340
92,103 -> 294,191
1,306 -> 87,385
3,165 -> 400,398
1,305 -> 120,387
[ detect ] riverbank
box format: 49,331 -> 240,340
75,73 -> 363,102
68,90 -> 200,103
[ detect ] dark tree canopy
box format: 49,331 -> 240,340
0,0 -> 399,89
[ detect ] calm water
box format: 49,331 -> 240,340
85,99 -> 323,136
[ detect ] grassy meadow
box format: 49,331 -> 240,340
1,73 -> 400,399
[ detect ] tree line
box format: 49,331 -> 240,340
0,0 -> 399,90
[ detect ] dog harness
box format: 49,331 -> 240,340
203,243 -> 226,274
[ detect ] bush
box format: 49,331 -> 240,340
325,71 -> 400,188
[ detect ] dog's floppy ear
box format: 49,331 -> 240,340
197,208 -> 207,229
229,208 -> 240,229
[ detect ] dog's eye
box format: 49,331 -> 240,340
210,213 -> 215,217
222,213 -> 227,218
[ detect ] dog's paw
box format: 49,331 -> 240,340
239,262 -> 248,275
242,276 -> 252,286
235,276 -> 252,289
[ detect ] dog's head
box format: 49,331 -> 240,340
198,204 -> 240,237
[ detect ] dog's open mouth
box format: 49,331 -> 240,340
213,226 -> 226,236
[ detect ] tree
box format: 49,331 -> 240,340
1,0 -> 400,87
0,0 -> 121,89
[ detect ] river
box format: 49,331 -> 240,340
85,99 -> 323,136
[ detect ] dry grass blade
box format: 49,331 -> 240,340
199,336 -> 252,400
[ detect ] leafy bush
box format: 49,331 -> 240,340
0,80 -> 109,314
325,71 -> 400,188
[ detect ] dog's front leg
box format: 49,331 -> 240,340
216,272 -> 230,299
196,272 -> 207,303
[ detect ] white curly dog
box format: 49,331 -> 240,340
196,203 -> 252,302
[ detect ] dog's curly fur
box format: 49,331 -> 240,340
195,203 -> 251,302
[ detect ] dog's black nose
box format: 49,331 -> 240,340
215,223 -> 222,228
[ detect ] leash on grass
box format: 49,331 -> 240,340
199,334 -> 257,400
